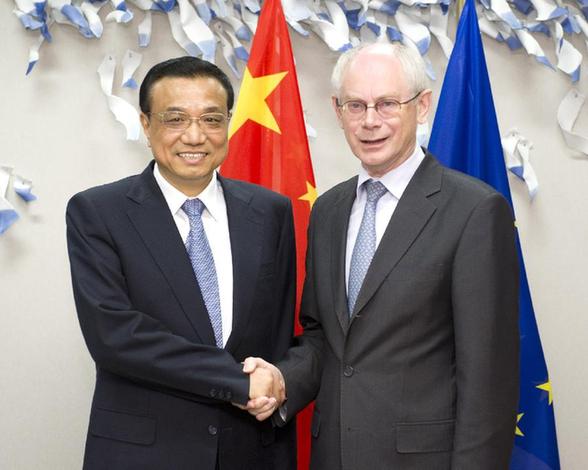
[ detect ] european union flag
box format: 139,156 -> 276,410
428,1 -> 560,468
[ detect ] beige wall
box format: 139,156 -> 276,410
1,4 -> 587,468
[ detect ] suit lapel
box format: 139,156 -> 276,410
351,154 -> 442,320
125,163 -> 217,345
330,178 -> 357,334
220,177 -> 264,353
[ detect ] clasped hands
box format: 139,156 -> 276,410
235,357 -> 285,421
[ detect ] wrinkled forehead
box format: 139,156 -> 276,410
340,52 -> 410,99
149,76 -> 228,109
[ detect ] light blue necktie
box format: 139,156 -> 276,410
182,198 -> 223,347
347,180 -> 388,316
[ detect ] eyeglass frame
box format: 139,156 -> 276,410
147,110 -> 232,132
335,91 -> 423,120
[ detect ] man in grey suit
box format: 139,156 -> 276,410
244,43 -> 520,469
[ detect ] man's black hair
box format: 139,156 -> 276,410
139,56 -> 234,113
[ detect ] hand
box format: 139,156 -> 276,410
242,357 -> 286,421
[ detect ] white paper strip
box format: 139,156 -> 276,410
429,5 -> 453,58
514,29 -> 554,68
13,174 -> 38,202
0,166 -> 19,235
192,0 -> 212,24
128,0 -> 154,9
239,0 -> 259,35
488,0 -> 522,29
218,13 -> 252,41
26,33 -> 46,75
167,8 -> 201,56
502,129 -> 538,198
395,8 -> 431,55
553,22 -> 582,81
121,49 -> 142,88
138,11 -> 152,47
177,0 -> 216,62
211,0 -> 229,18
97,54 -> 141,141
557,88 -> 588,155
107,0 -> 133,23
527,0 -> 567,22
215,24 -> 240,77
80,0 -> 105,38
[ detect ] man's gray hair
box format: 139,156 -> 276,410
331,43 -> 429,97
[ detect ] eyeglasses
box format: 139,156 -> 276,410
336,92 -> 422,120
149,111 -> 231,132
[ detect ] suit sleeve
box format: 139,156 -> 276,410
277,203 -> 325,421
66,192 -> 250,405
451,192 -> 520,469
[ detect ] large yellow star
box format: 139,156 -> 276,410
298,181 -> 317,209
536,380 -> 553,405
515,413 -> 524,437
228,67 -> 288,138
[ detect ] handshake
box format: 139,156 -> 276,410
234,357 -> 286,422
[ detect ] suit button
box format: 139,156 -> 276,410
343,365 -> 354,377
209,389 -> 217,398
208,425 -> 218,436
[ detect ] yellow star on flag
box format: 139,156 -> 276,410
228,67 -> 288,138
536,380 -> 553,405
515,413 -> 524,437
298,181 -> 317,209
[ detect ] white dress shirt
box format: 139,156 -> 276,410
153,164 -> 233,347
345,146 -> 425,293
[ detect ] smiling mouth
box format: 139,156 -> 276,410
360,137 -> 387,145
178,152 -> 207,161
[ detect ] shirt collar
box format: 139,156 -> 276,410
153,163 -> 223,221
356,145 -> 425,200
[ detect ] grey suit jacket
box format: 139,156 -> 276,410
278,153 -> 519,470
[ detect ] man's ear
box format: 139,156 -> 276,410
332,96 -> 344,128
416,89 -> 432,124
140,113 -> 152,146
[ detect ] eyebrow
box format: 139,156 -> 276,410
344,96 -> 401,102
164,105 -> 225,113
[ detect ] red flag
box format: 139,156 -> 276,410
220,0 -> 316,468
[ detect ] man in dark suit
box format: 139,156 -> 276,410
245,43 -> 520,469
66,57 -> 295,470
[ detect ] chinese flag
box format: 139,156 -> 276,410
220,0 -> 316,468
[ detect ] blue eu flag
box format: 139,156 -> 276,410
429,1 -> 560,468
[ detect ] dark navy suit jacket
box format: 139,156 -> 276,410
66,162 -> 296,470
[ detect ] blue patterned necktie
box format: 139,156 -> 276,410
347,180 -> 388,316
182,198 -> 223,347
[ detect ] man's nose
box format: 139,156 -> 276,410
362,106 -> 383,128
181,120 -> 207,144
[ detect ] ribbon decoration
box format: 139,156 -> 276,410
0,167 -> 19,235
137,10 -> 152,46
167,8 -> 201,56
121,49 -> 143,88
13,175 -> 38,202
13,1 -> 587,84
97,54 -> 142,140
0,167 -> 37,235
106,0 -> 134,24
557,88 -> 588,156
80,0 -> 106,37
502,129 -> 539,198
177,0 -> 216,62
553,21 -> 582,82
